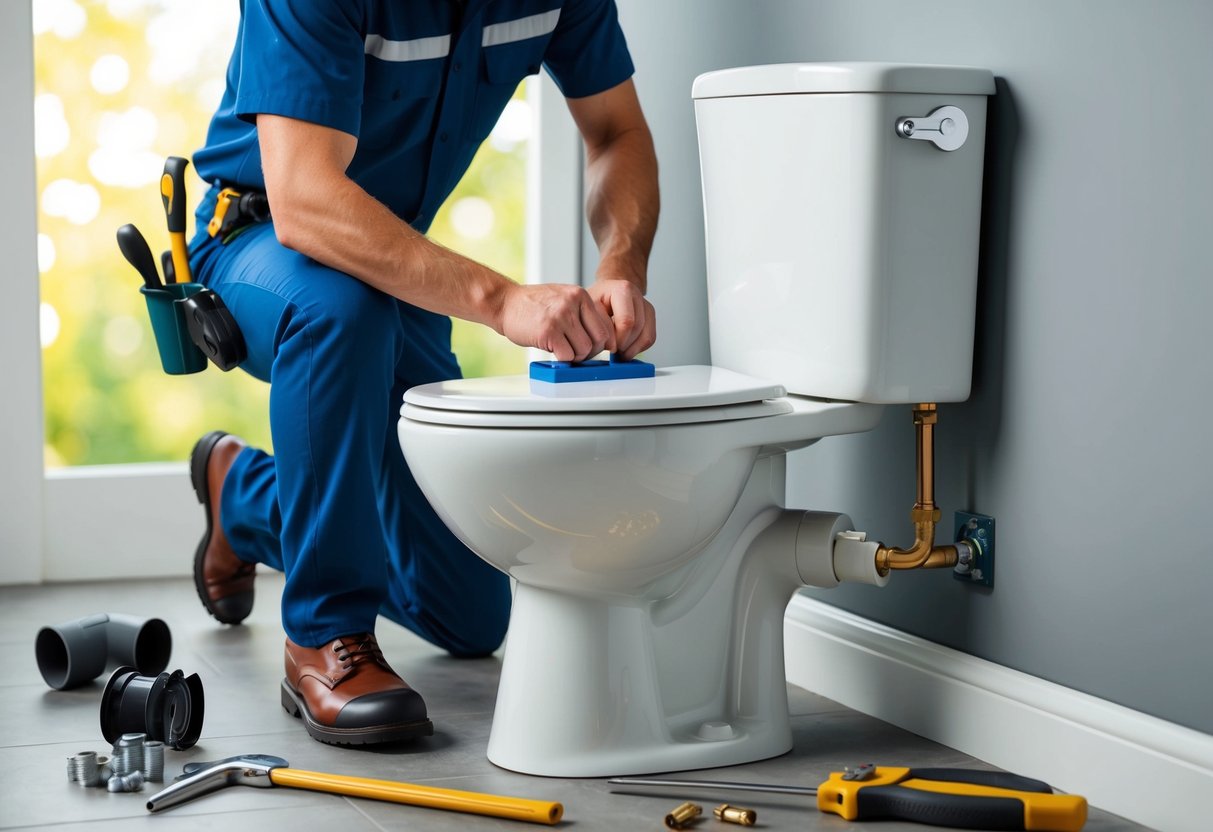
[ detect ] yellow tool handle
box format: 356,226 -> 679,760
168,234 -> 190,283
160,156 -> 193,283
268,767 -> 564,826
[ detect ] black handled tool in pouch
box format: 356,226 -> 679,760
117,224 -> 162,289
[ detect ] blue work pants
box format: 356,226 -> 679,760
189,189 -> 510,656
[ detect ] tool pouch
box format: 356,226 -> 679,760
141,283 -> 247,374
141,283 -> 209,375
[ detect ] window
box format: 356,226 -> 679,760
34,0 -> 531,468
21,0 -> 580,581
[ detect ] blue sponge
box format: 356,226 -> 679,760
529,355 -> 655,383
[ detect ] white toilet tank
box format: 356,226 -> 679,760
693,63 -> 996,404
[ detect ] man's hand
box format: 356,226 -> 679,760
587,278 -> 655,360
497,283 -> 614,363
567,80 -> 660,361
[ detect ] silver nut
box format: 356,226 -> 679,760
105,771 -> 146,793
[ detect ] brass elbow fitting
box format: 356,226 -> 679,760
875,521 -> 959,575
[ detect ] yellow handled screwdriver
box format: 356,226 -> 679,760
160,156 -> 193,284
609,763 -> 1087,831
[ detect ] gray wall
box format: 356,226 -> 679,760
615,0 -> 1213,734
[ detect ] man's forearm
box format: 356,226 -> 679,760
270,166 -> 512,330
584,123 -> 659,291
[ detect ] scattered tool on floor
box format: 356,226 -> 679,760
609,764 -> 1088,831
147,754 -> 564,825
530,354 -> 655,383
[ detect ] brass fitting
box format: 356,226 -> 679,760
664,801 -> 702,829
873,403 -> 960,576
714,803 -> 758,825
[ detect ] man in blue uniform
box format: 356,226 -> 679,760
186,0 -> 658,746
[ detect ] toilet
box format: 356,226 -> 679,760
398,62 -> 996,777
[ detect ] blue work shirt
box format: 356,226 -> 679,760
193,0 -> 634,232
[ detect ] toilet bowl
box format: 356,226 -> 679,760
398,62 -> 995,776
399,366 -> 883,775
400,367 -> 882,597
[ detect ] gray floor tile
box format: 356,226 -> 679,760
0,576 -> 1146,831
6,803 -> 380,832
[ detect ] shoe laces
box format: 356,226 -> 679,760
331,634 -> 387,672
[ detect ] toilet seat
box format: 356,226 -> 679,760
401,365 -> 790,428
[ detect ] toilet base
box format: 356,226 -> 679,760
488,716 -> 792,778
488,712 -> 793,778
486,574 -> 794,777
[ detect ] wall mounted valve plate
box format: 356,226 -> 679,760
953,511 -> 995,588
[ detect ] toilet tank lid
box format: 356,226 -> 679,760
692,62 -> 996,99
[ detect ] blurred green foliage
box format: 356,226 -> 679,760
36,0 -> 527,468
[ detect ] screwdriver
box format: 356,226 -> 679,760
609,764 -> 1087,831
160,156 -> 193,283
116,223 -> 163,289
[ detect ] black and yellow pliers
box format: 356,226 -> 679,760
610,763 -> 1087,831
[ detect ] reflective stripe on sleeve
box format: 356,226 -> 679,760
481,9 -> 561,47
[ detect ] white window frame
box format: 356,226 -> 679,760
1,4 -> 582,584
3,1 -> 44,585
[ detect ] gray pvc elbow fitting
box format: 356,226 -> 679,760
35,613 -> 172,690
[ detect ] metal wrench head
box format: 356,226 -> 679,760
177,754 -> 289,780
146,756 -> 283,813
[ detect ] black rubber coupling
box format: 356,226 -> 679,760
100,666 -> 205,750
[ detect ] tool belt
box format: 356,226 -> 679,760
208,186 -> 271,243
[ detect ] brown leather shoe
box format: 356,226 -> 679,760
281,634 -> 433,745
190,431 -> 255,625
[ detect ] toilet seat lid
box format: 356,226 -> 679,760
401,365 -> 787,427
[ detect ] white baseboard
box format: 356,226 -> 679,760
784,594 -> 1211,832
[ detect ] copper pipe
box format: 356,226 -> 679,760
874,404 -> 959,575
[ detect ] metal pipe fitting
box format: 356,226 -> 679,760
714,803 -> 758,825
142,740 -> 165,782
107,770 -> 145,793
35,613 -> 172,690
100,666 -> 205,750
67,752 -> 100,787
112,733 -> 146,777
664,801 -> 702,829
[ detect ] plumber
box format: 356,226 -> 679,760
185,0 -> 659,746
